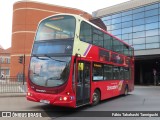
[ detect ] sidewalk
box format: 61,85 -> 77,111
0,93 -> 26,97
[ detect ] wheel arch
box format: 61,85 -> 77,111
94,88 -> 101,100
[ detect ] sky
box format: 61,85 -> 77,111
0,0 -> 130,49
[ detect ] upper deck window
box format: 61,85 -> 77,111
80,20 -> 133,57
80,21 -> 92,44
36,15 -> 76,41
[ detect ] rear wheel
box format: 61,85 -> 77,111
92,89 -> 100,106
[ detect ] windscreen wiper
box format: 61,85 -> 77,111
44,54 -> 66,62
32,54 -> 49,60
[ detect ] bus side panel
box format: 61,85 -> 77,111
91,80 -> 126,101
127,58 -> 134,92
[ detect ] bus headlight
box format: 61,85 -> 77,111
63,97 -> 67,101
27,92 -> 31,96
59,97 -> 63,101
59,96 -> 68,101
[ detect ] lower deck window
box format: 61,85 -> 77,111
93,63 -> 103,80
92,62 -> 131,81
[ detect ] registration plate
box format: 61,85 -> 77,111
40,100 -> 50,104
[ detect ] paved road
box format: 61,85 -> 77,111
0,86 -> 160,120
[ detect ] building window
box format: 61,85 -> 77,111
134,44 -> 145,50
102,16 -> 111,21
122,33 -> 132,40
122,27 -> 132,34
133,25 -> 145,32
122,15 -> 132,22
112,17 -> 121,24
6,58 -> 10,64
122,21 -> 132,28
146,22 -> 158,30
146,36 -> 159,43
5,69 -> 10,76
1,57 -> 4,63
133,12 -> 144,20
133,31 -> 145,38
112,29 -> 121,35
112,13 -> 121,18
133,37 -> 145,45
146,43 -> 159,49
145,9 -> 158,17
100,2 -> 160,51
133,18 -> 145,26
133,7 -> 144,14
112,23 -> 121,30
146,29 -> 158,37
145,16 -> 158,24
122,10 -> 132,16
145,3 -> 158,11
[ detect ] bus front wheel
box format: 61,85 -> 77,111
92,89 -> 100,106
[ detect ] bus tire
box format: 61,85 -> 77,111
124,85 -> 128,96
92,89 -> 100,106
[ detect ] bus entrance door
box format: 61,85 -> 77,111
76,61 -> 91,107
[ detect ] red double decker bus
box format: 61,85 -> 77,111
27,14 -> 134,108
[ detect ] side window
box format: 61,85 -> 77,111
119,67 -> 124,79
112,38 -> 117,52
111,53 -> 124,64
129,48 -> 134,57
125,57 -> 130,66
80,21 -> 92,44
113,38 -> 120,53
104,34 -> 112,50
119,42 -> 124,54
124,67 -> 130,80
93,63 -> 103,81
104,65 -> 112,80
124,45 -> 129,56
99,49 -> 110,62
84,63 -> 90,83
113,67 -> 120,79
78,62 -> 84,83
93,28 -> 104,47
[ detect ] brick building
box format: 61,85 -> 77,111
0,46 -> 11,78
11,1 -> 92,78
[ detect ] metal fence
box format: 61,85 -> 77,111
0,77 -> 27,93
